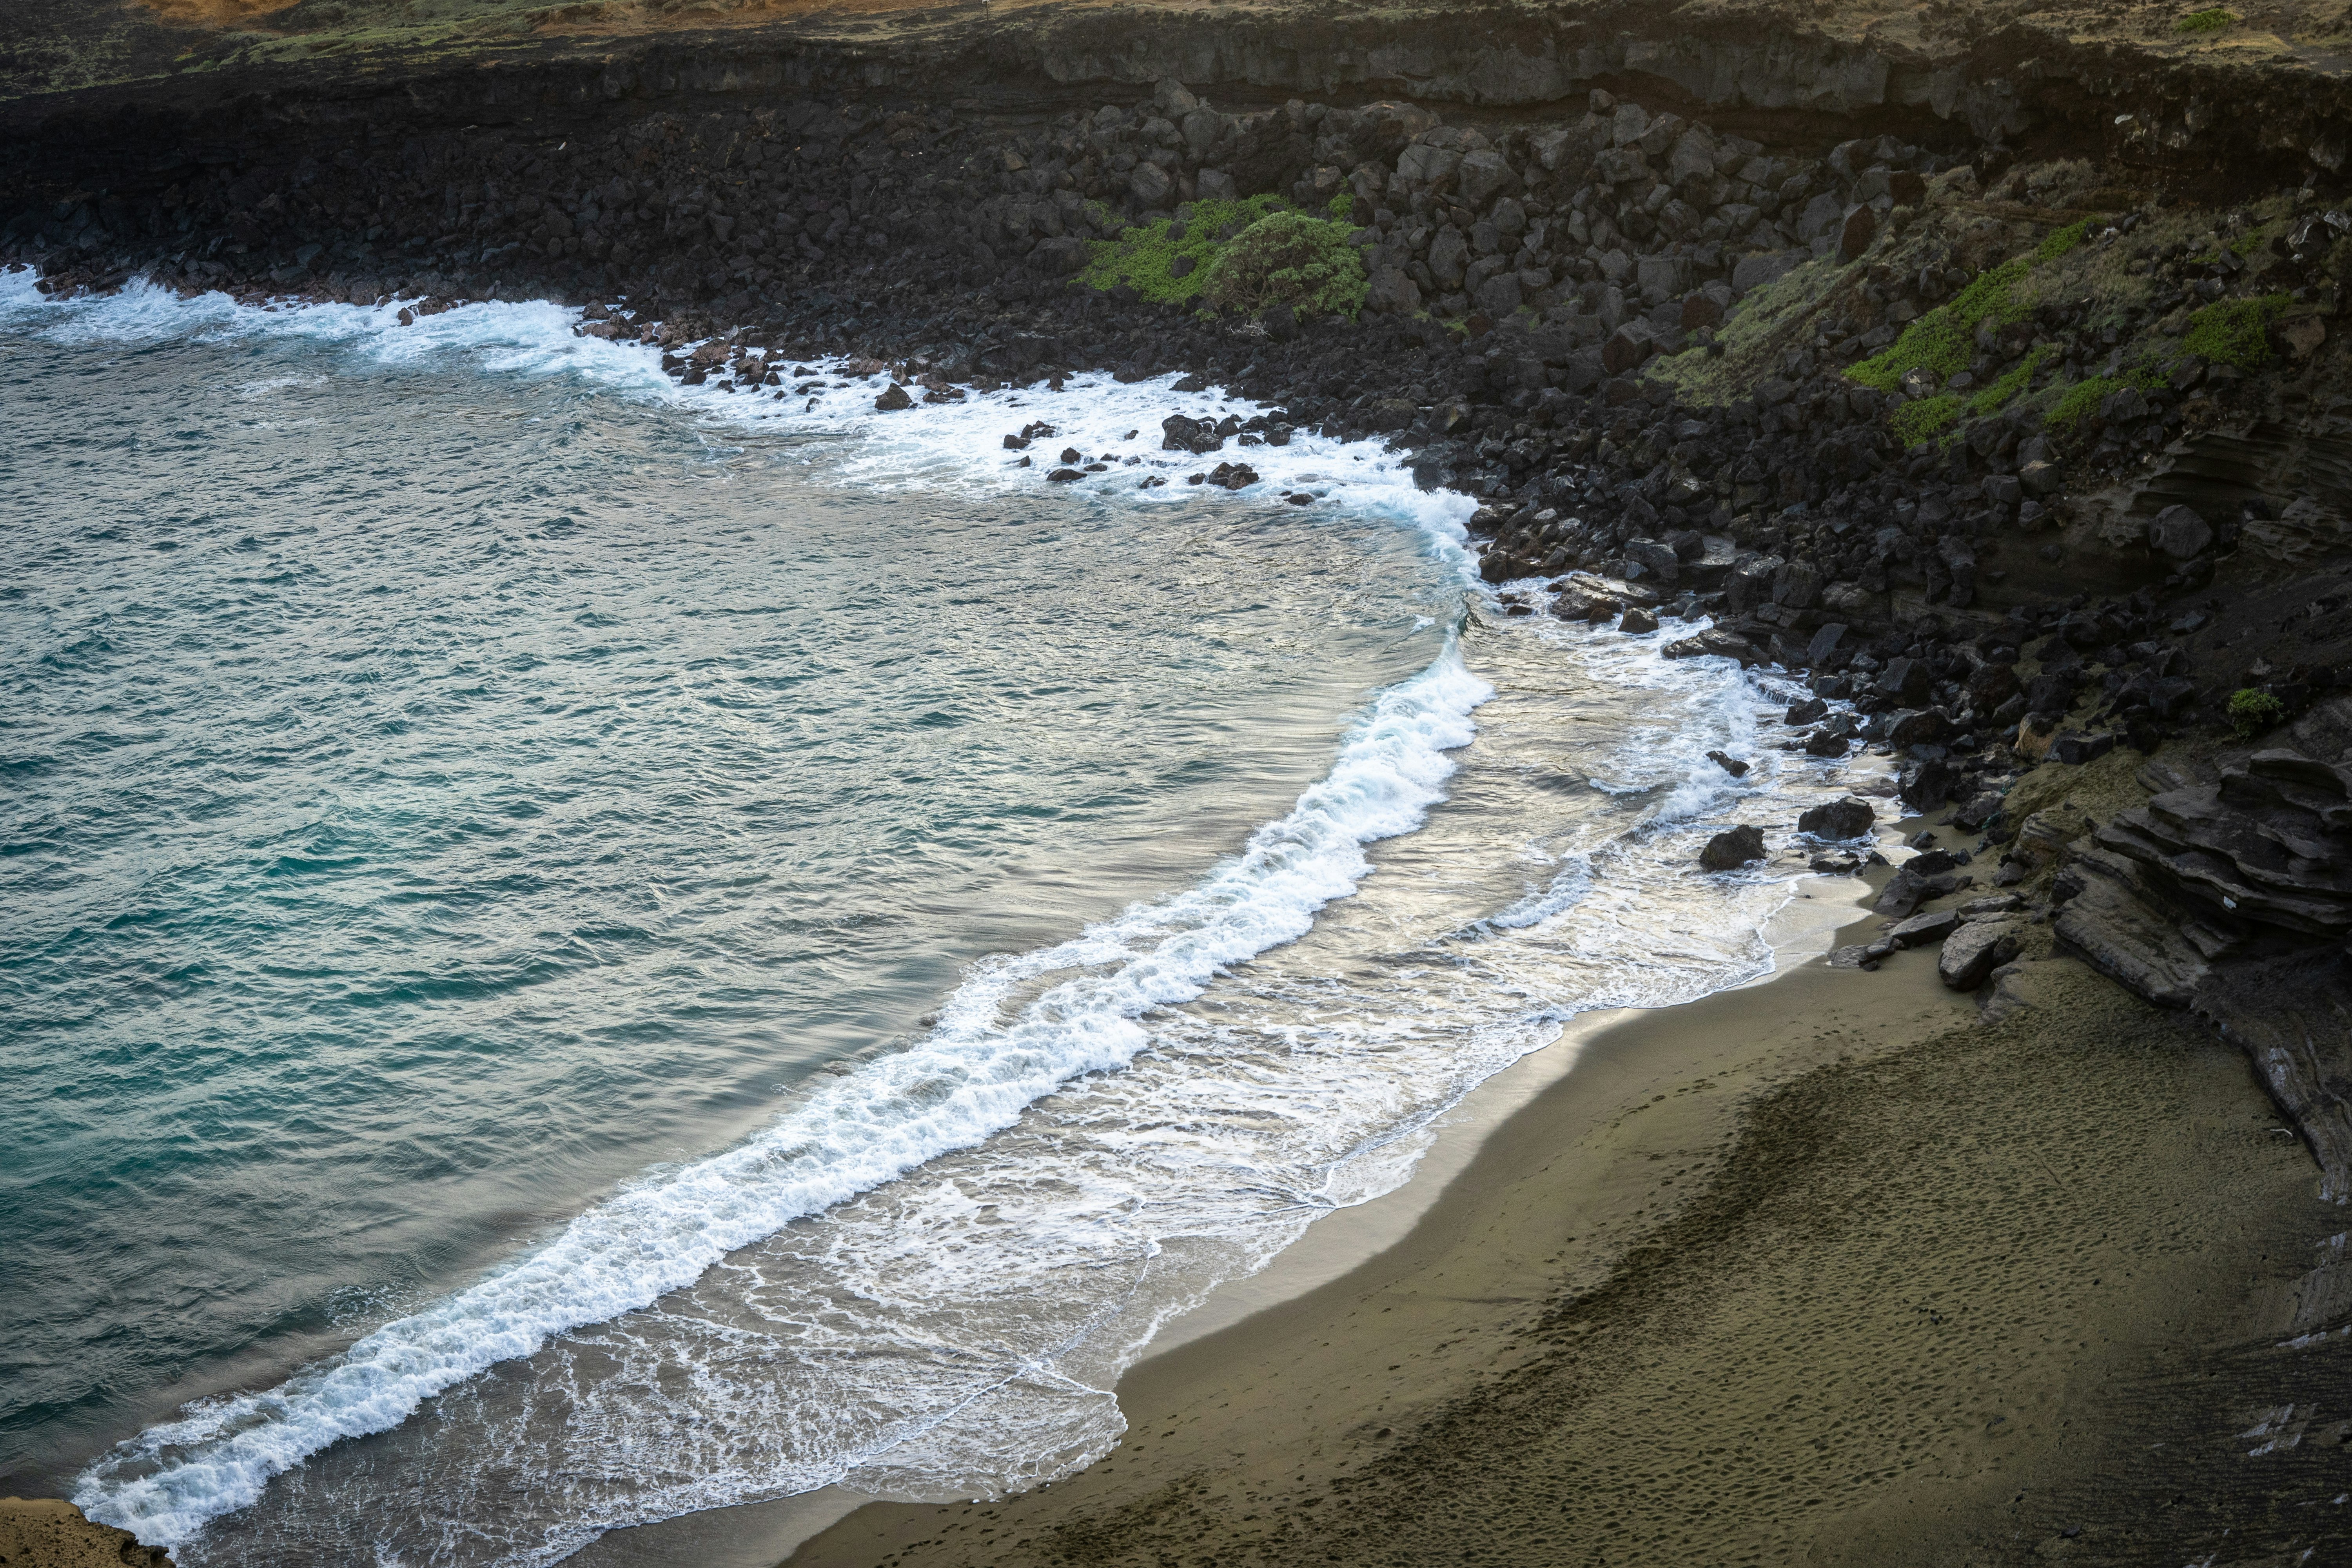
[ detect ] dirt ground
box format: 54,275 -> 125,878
12,0 -> 2352,133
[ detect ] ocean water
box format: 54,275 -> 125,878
0,268 -> 1866,1565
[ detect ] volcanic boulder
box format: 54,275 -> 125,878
1700,824 -> 1768,871
1798,798 -> 1877,840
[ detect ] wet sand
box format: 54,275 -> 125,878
786,881 -> 2342,1567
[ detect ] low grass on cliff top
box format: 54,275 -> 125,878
1077,193 -> 1365,316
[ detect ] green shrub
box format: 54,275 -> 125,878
2183,293 -> 2293,368
1969,342 -> 2056,415
2176,7 -> 2236,31
1199,209 -> 1369,318
2045,376 -> 2122,430
1074,193 -> 1290,305
2034,219 -> 2096,261
2229,688 -> 2287,737
1889,392 -> 1962,446
1847,258 -> 2034,393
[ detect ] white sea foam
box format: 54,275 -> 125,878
77,648 -> 1488,1546
0,267 -> 1475,553
32,266 -> 1489,1546
22,266 -> 1874,1563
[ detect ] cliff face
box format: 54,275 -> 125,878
13,0 -> 2352,175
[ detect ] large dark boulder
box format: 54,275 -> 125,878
1798,797 -> 1876,840
2147,504 -> 2212,559
1700,824 -> 1768,871
1873,657 -> 1933,705
1161,414 -> 1225,454
2050,731 -> 2118,766
1938,919 -> 2022,990
1899,756 -> 1958,811
1622,537 -> 1680,584
1664,628 -> 1764,666
1886,708 -> 1952,748
1887,909 -> 1959,948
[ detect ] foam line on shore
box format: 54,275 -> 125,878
20,266 -> 1872,1560
0,268 -> 1478,554
29,266 -> 1494,1548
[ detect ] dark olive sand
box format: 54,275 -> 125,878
790,890 -> 2341,1568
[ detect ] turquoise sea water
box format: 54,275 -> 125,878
1,271 -> 1862,1565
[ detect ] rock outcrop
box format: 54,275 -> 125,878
2055,699 -> 2352,1193
1700,823 -> 1767,870
0,1499 -> 171,1568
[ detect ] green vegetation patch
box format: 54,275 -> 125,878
1199,209 -> 1369,318
2042,361 -> 2169,429
1846,258 -> 2035,394
2034,219 -> 2096,262
1889,392 -> 1963,446
2176,7 -> 2236,31
1076,194 -> 1367,311
1970,342 -> 2058,415
1847,216 -> 2111,399
2183,292 -> 2293,367
1645,254 -> 1838,403
2230,688 -> 2287,737
2229,221 -> 2282,258
2045,375 -> 2125,430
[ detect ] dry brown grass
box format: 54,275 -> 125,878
137,0 -> 301,24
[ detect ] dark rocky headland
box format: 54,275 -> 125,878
10,0 -> 2352,1557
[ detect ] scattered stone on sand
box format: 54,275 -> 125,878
1887,908 -> 1960,949
1939,918 -> 2024,990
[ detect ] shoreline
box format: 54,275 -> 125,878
572,865 -> 1884,1568
777,860 -> 1971,1568
783,853 -> 2347,1568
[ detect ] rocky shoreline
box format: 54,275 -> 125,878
10,42 -> 2351,1156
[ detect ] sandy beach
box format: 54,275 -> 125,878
787,858 -> 2340,1567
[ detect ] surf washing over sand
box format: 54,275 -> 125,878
7,272 -> 1872,1566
